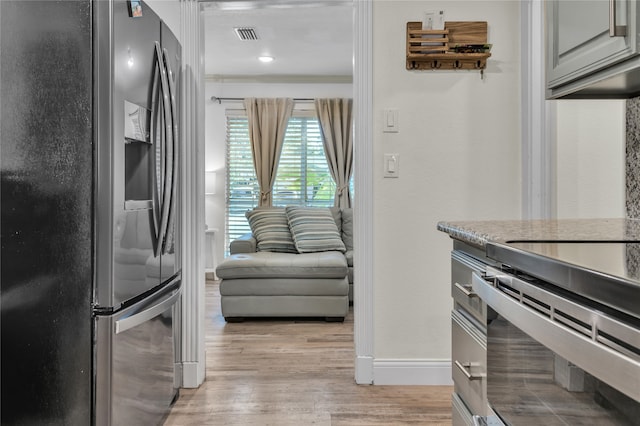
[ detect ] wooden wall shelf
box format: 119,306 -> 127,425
406,21 -> 491,72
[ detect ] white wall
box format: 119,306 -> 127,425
204,81 -> 353,267
145,0 -> 181,41
555,100 -> 626,218
372,1 -> 521,370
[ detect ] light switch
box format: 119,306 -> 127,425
383,109 -> 399,133
384,153 -> 399,178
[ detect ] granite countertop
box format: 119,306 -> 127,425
437,218 -> 640,248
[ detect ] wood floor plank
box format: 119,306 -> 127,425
164,281 -> 453,425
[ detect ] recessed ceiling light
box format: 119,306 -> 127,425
258,56 -> 274,63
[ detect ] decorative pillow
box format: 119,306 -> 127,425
329,206 -> 342,233
285,206 -> 346,253
245,208 -> 297,253
341,208 -> 354,251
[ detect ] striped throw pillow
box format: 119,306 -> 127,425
285,206 -> 346,253
245,208 -> 298,253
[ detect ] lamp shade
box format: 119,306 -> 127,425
205,171 -> 217,195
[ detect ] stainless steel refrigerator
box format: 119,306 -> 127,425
1,1 -> 182,424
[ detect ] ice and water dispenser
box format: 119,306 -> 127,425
124,100 -> 153,211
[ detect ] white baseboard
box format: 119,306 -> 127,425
181,359 -> 206,388
373,359 -> 453,385
355,355 -> 374,384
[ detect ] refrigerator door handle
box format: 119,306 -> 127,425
153,41 -> 173,257
150,43 -> 163,255
161,47 -> 178,255
114,284 -> 181,334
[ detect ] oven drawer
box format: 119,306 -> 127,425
451,251 -> 487,325
473,268 -> 640,424
451,309 -> 487,417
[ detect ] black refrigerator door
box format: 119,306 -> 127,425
96,0 -> 163,309
0,1 -> 93,424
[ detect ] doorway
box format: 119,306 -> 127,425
198,0 -> 373,384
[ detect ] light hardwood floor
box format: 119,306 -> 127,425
164,280 -> 453,425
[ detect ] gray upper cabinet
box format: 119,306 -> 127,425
547,0 -> 640,99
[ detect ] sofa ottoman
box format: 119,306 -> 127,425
216,250 -> 349,321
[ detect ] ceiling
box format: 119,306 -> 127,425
201,0 -> 354,80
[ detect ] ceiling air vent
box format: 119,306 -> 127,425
234,27 -> 259,41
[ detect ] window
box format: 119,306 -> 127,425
272,116 -> 336,207
226,114 -> 259,247
225,111 -> 336,252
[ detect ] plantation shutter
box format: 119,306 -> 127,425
226,114 -> 258,247
272,115 -> 336,207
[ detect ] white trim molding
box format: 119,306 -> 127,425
353,0 -> 374,385
204,74 -> 353,84
180,0 -> 206,388
182,362 -> 204,388
521,0 -> 556,220
373,360 -> 453,386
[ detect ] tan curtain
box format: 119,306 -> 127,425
314,98 -> 353,208
244,97 -> 294,206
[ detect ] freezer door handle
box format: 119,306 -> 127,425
151,41 -> 173,258
114,285 -> 181,334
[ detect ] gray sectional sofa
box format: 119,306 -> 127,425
216,206 -> 354,322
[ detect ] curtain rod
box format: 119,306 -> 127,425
210,96 -> 315,104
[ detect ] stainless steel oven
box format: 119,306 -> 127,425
471,266 -> 640,426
